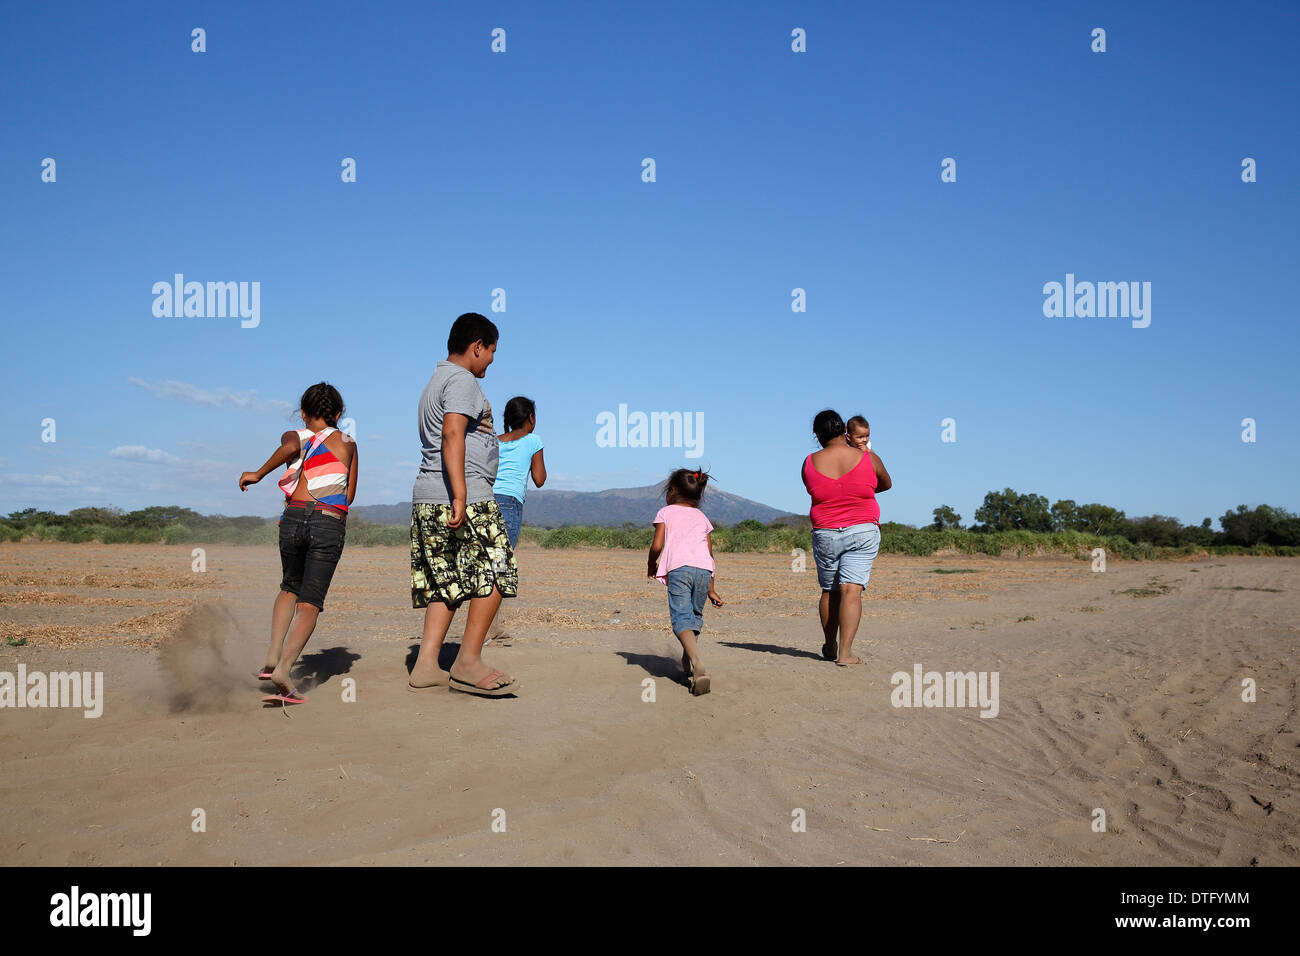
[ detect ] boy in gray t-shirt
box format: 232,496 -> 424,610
408,313 -> 519,698
412,360 -> 499,505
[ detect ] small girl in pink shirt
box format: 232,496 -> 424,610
647,468 -> 725,695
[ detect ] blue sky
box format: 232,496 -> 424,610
1,1 -> 1296,526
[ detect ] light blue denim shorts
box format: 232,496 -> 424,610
811,522 -> 881,590
666,566 -> 712,634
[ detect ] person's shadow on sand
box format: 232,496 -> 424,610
292,646 -> 361,691
617,651 -> 688,688
717,640 -> 823,662
404,642 -> 458,675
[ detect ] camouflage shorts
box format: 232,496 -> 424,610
411,501 -> 518,609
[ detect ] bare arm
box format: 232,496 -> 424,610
706,532 -> 723,605
530,448 -> 547,488
239,430 -> 299,491
347,440 -> 359,505
647,522 -> 666,577
443,413 -> 469,527
870,451 -> 892,492
324,431 -> 360,505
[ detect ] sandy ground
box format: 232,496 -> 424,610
1,541 -> 1297,866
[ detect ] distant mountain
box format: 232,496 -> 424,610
350,484 -> 799,528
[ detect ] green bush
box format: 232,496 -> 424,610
716,529 -> 772,552
161,524 -> 191,545
533,526 -> 652,549
9,506 -> 1300,558
518,525 -> 549,547
345,522 -> 408,547
880,530 -> 939,556
102,525 -> 155,544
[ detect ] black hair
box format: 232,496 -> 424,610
663,468 -> 711,507
447,312 -> 500,354
846,415 -> 869,432
503,396 -> 536,432
300,382 -> 345,428
812,409 -> 845,446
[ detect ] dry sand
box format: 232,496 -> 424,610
1,541 -> 1297,866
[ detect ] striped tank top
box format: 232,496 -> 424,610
278,427 -> 350,511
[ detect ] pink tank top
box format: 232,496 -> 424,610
802,451 -> 880,529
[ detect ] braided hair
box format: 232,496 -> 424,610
299,382 -> 345,428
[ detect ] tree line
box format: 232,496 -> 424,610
0,506 -> 268,544
930,490 -> 1300,548
3,498 -> 1298,554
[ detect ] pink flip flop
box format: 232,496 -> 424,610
256,670 -> 274,680
262,689 -> 308,705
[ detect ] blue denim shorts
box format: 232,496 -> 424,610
494,493 -> 523,549
811,522 -> 880,590
666,566 -> 712,634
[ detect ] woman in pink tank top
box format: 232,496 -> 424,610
801,409 -> 892,666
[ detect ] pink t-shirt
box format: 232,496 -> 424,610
652,504 -> 715,583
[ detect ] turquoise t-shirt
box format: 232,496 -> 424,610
493,433 -> 543,503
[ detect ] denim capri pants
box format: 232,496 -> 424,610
811,522 -> 881,590
494,493 -> 523,549
666,566 -> 713,634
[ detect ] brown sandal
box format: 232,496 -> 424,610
449,668 -> 518,698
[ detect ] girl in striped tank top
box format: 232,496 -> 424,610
239,383 -> 359,705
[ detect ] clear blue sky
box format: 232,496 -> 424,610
2,1 -> 1296,527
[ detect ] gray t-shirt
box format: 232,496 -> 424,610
412,361 -> 499,504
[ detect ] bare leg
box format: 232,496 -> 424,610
677,628 -> 704,675
836,582 -> 864,664
819,588 -> 841,660
676,628 -> 709,694
486,601 -> 512,643
450,588 -> 511,686
264,590 -> 297,671
270,602 -> 319,694
410,602 -> 456,686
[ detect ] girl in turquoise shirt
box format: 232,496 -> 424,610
488,397 -> 546,643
